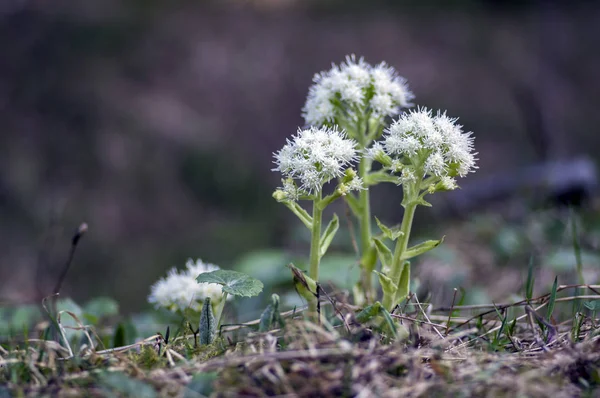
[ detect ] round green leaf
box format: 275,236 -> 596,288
84,297 -> 119,320
196,270 -> 263,297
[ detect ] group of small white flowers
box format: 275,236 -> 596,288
303,55 -> 414,126
273,126 -> 360,198
274,55 -> 477,202
368,108 -> 477,192
148,258 -> 230,313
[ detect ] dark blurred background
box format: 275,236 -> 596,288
1,0 -> 599,313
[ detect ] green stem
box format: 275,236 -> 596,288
358,155 -> 373,300
308,190 -> 323,316
215,292 -> 228,329
382,197 -> 418,311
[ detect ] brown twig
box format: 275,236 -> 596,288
445,288 -> 458,336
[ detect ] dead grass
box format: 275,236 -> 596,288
2,284 -> 600,397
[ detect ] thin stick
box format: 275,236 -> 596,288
445,288 -> 458,336
449,301 -> 550,351
413,295 -> 444,339
389,313 -> 446,329
317,284 -> 351,335
53,223 -> 88,295
435,285 -> 600,312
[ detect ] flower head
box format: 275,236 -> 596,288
184,258 -> 220,279
273,126 -> 359,196
148,258 -> 229,313
302,55 -> 414,126
380,108 -> 477,183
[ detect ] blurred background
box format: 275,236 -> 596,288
1,0 -> 600,315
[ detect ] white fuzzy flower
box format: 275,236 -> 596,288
424,151 -> 447,176
384,133 -> 421,157
371,62 -> 412,110
280,178 -> 300,201
381,108 -> 477,180
341,56 -> 371,88
439,176 -> 458,191
390,159 -> 404,173
148,259 -> 229,313
371,93 -> 395,118
273,126 -> 358,196
365,142 -> 385,161
184,258 -> 219,279
400,168 -> 417,185
346,176 -> 365,192
302,55 -> 414,126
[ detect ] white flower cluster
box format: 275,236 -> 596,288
148,259 -> 228,313
302,55 -> 414,126
381,108 -> 477,182
273,126 -> 361,197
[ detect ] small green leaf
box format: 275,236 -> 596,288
113,323 -> 126,348
375,217 -> 404,241
356,302 -> 383,323
269,294 -> 283,328
185,372 -> 218,397
10,305 -> 41,332
361,245 -> 378,274
525,256 -> 535,302
344,192 -> 362,217
288,263 -> 317,303
84,297 -> 119,320
259,303 -> 275,333
99,372 -> 157,398
373,238 -> 392,273
365,170 -> 398,185
278,200 -> 313,229
197,270 -> 263,297
375,271 -> 397,298
199,298 -> 216,345
319,214 -> 339,258
415,198 -> 432,207
113,320 -> 137,347
546,276 -> 558,322
492,305 -> 508,347
353,282 -> 366,307
290,201 -> 313,229
393,261 -> 411,305
402,237 -> 445,261
379,306 -> 398,339
583,301 -> 600,311
355,301 -> 398,339
259,294 -> 281,332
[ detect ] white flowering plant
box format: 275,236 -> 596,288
276,55 -> 477,317
302,56 -> 414,304
273,126 -> 363,316
368,108 -> 477,310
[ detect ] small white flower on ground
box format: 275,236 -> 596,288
273,126 -> 359,196
148,258 -> 230,313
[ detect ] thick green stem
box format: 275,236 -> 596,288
308,191 -> 323,316
358,155 -> 373,300
382,199 -> 418,311
215,292 -> 228,329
